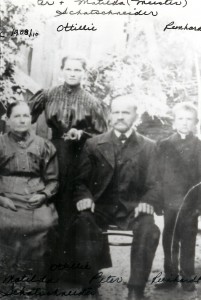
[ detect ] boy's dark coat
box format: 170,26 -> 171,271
157,132 -> 201,211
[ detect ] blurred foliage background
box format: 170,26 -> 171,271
1,0 -> 201,136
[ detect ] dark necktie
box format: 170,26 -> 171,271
119,133 -> 127,143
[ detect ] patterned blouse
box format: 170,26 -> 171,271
28,83 -> 108,138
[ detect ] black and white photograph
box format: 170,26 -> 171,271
1,0 -> 201,299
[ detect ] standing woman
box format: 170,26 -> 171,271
28,55 -> 108,260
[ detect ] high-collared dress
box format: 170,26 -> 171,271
0,131 -> 59,273
28,83 -> 108,261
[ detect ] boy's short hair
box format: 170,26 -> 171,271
172,102 -> 198,120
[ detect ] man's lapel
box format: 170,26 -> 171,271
96,130 -> 142,167
126,131 -> 141,156
97,131 -> 115,168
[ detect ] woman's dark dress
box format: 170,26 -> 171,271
28,83 -> 108,269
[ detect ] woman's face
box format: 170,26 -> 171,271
7,103 -> 31,133
62,59 -> 85,86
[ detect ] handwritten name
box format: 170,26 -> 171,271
57,22 -> 97,32
0,287 -> 96,298
74,0 -> 125,5
131,0 -> 187,7
55,7 -> 158,16
151,272 -> 201,284
50,261 -> 91,271
2,274 -> 57,284
164,21 -> 201,32
89,272 -> 123,284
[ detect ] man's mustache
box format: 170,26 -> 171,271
114,121 -> 127,125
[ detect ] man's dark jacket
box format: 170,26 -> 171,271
74,130 -> 161,222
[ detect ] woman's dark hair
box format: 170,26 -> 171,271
61,55 -> 87,70
6,101 -> 30,118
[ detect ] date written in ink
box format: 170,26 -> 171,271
11,28 -> 39,37
0,28 -> 39,38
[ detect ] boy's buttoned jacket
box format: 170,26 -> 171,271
157,133 -> 201,211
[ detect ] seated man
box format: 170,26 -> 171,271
0,101 -> 59,275
73,95 -> 161,300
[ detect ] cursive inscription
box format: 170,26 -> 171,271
57,22 -> 97,32
2,273 -> 57,284
89,272 -> 123,284
55,7 -> 158,16
74,0 -> 125,5
164,21 -> 201,32
37,0 -> 54,5
0,287 -> 96,298
49,261 -> 91,271
151,272 -> 201,284
131,0 -> 187,7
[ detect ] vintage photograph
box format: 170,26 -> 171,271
1,0 -> 201,299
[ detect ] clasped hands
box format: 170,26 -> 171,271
76,198 -> 154,218
63,128 -> 83,141
0,194 -> 47,212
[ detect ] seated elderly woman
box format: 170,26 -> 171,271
0,101 -> 59,275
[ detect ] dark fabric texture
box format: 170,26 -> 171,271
74,130 -> 162,219
56,211 -> 112,286
163,208 -> 198,278
73,130 -> 161,288
157,133 -> 201,279
67,212 -> 159,289
28,83 -> 108,138
157,133 -> 201,210
28,84 -> 108,268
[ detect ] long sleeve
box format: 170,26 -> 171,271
73,141 -> 94,203
88,97 -> 108,134
140,141 -> 163,215
28,89 -> 47,124
41,139 -> 59,199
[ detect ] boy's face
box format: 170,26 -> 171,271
173,109 -> 197,135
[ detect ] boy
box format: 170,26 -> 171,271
156,102 -> 201,292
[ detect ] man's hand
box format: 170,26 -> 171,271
0,195 -> 17,212
63,128 -> 83,141
76,198 -> 95,212
134,203 -> 154,218
27,194 -> 46,209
